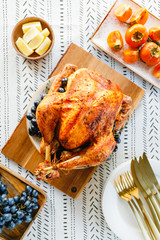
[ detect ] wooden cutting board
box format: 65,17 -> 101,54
1,43 -> 145,199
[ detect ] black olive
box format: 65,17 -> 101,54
61,77 -> 68,87
41,92 -> 47,100
34,101 -> 39,108
28,127 -> 35,136
58,87 -> 65,93
36,131 -> 42,138
113,145 -> 118,152
31,106 -> 36,114
31,118 -> 37,127
26,113 -> 34,120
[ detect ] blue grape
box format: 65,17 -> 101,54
3,190 -> 8,195
24,214 -> 32,223
32,203 -> 39,210
0,216 -> 5,226
16,210 -> 25,219
24,200 -> 32,209
32,197 -> 38,203
25,186 -> 33,195
1,194 -> 6,203
113,121 -> 116,130
9,221 -> 16,230
34,100 -> 39,108
0,226 -> 2,233
14,218 -> 22,225
31,190 -> 38,198
8,197 -> 15,206
116,138 -> 121,144
114,134 -> 121,142
114,130 -> 121,135
3,206 -> 11,213
113,145 -> 118,152
115,134 -> 120,139
14,195 -> 20,203
41,92 -> 47,100
1,193 -> 6,199
3,213 -> 12,222
19,196 -> 26,204
0,184 -> 7,193
21,191 -> 27,198
26,208 -> 32,213
0,180 -> 2,185
5,222 -> 10,229
107,155 -> 112,161
5,221 -> 15,230
10,205 -> 18,214
1,196 -> 8,206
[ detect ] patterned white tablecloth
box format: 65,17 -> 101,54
0,0 -> 160,239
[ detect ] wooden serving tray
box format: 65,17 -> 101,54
2,43 -> 145,199
91,0 -> 160,89
0,163 -> 46,240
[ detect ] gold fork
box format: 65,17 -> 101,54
122,172 -> 160,240
114,175 -> 151,240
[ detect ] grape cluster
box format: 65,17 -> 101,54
26,76 -> 68,137
26,92 -> 47,137
0,174 -> 39,232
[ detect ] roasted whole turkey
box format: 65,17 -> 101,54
34,64 -> 132,181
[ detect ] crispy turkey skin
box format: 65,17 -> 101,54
35,64 -> 132,180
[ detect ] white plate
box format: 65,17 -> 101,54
26,77 -> 55,152
91,0 -> 160,90
102,159 -> 160,240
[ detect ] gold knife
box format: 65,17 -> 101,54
139,156 -> 160,205
131,158 -> 160,231
133,158 -> 160,219
142,152 -> 160,192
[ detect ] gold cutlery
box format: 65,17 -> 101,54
133,158 -> 160,219
142,153 -> 160,193
114,175 -> 151,240
139,156 -> 160,205
122,171 -> 160,239
131,159 -> 160,231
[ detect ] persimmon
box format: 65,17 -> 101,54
125,24 -> 148,48
153,63 -> 160,79
140,42 -> 160,66
149,26 -> 160,42
130,7 -> 148,25
114,4 -> 132,22
123,49 -> 139,63
107,31 -> 123,50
